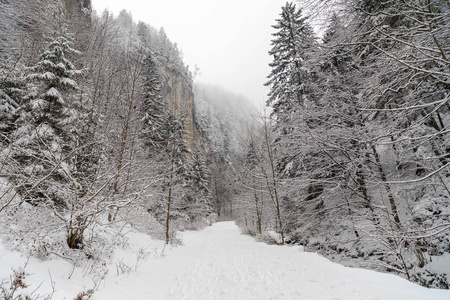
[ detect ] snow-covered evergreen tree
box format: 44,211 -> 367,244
265,2 -> 317,117
0,74 -> 26,141
257,0 -> 450,286
162,110 -> 190,176
190,149 -> 209,195
186,148 -> 212,218
141,52 -> 166,148
12,32 -> 82,205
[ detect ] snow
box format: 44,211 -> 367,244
427,253 -> 450,283
0,241 -> 94,299
56,62 -> 67,71
42,71 -> 56,81
31,98 -> 47,111
46,87 -> 64,104
1,221 -> 449,299
266,230 -> 283,244
60,78 -> 77,89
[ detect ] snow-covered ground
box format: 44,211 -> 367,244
1,221 -> 449,299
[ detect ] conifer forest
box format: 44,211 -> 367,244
0,0 -> 450,298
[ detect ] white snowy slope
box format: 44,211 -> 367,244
1,221 -> 450,299
95,222 -> 449,300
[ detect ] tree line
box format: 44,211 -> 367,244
236,0 -> 450,288
0,0 -> 215,262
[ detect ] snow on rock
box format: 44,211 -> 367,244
267,230 -> 283,244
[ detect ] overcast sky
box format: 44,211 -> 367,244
91,0 -> 288,107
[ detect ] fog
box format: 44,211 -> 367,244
91,0 -> 288,107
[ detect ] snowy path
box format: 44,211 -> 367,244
95,221 -> 449,300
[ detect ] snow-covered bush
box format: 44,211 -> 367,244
73,289 -> 94,300
0,268 -> 53,300
255,231 -> 283,245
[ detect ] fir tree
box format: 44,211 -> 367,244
264,3 -> 319,180
163,110 -> 191,175
185,148 -> 212,219
320,13 -> 353,74
191,149 -> 209,193
0,83 -> 21,141
190,148 -> 210,196
162,109 -> 191,244
265,2 -> 317,117
0,63 -> 30,142
12,32 -> 82,205
141,52 -> 166,148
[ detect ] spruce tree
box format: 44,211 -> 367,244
265,2 -> 317,117
0,63 -> 29,142
178,148 -> 212,220
191,149 -> 209,194
141,52 -> 166,148
264,3 -> 319,180
173,118 -> 191,178
12,33 -> 82,205
162,110 -> 191,244
0,82 -> 21,141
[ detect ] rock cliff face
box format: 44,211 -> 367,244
62,0 -> 202,153
161,70 -> 198,151
64,0 -> 91,16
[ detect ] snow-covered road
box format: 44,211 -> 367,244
95,221 -> 449,300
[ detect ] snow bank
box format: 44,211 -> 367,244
1,222 -> 449,299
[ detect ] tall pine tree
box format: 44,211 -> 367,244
141,51 -> 166,148
265,2 -> 317,118
12,32 -> 82,205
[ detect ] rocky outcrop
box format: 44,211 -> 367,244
160,70 -> 211,155
64,0 -> 91,16
161,70 -> 196,151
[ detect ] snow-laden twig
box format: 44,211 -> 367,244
358,95 -> 449,112
385,162 -> 450,184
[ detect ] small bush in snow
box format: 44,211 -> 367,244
73,289 -> 94,300
0,268 -> 29,300
255,231 -> 283,245
0,268 -> 53,300
183,216 -> 215,231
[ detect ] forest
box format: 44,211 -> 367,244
0,0 -> 449,297
235,0 -> 450,288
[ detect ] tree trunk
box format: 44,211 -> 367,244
252,175 -> 262,234
67,222 -> 85,249
165,140 -> 177,245
263,117 -> 285,244
371,144 -> 401,227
